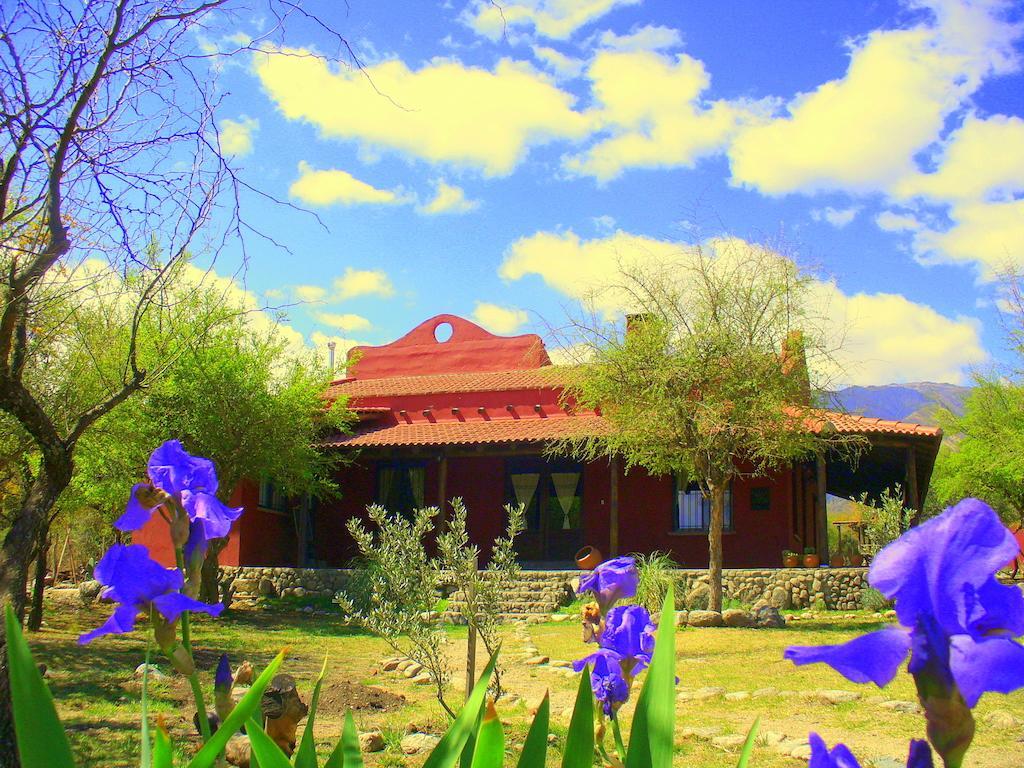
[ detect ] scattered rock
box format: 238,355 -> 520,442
880,700 -> 920,713
411,673 -> 433,686
692,686 -> 727,700
760,730 -> 787,747
818,689 -> 861,705
359,731 -> 385,753
751,687 -> 778,699
401,733 -> 440,755
381,658 -> 402,672
78,580 -> 103,605
547,733 -> 558,744
134,663 -> 166,680
724,691 -> 750,701
550,614 -> 570,622
549,660 -> 573,668
524,656 -> 550,666
776,738 -> 806,755
712,734 -> 748,749
688,610 -> 724,628
257,578 -> 277,597
754,606 -> 785,629
722,608 -> 754,628
402,663 -> 424,678
790,742 -> 813,760
983,709 -> 1019,729
871,758 -> 908,768
396,660 -> 415,673
674,610 -> 689,627
681,726 -> 723,739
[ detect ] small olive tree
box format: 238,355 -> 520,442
336,499 -> 524,717
557,239 -> 864,612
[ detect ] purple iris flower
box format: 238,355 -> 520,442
807,733 -> 933,768
579,556 -> 638,610
601,604 -> 656,674
79,544 -> 223,645
116,440 -> 242,554
574,650 -> 629,717
215,653 -> 233,691
785,499 -> 1024,707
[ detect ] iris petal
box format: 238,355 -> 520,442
152,592 -> 224,623
78,603 -> 138,645
906,740 -> 934,768
148,440 -> 219,497
807,733 -> 862,768
115,483 -> 157,532
181,491 -> 243,540
949,635 -> 1024,707
785,628 -> 911,687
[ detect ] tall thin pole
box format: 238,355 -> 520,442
465,551 -> 477,701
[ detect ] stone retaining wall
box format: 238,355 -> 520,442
219,565 -> 870,613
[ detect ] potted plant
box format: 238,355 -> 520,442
848,541 -> 865,567
803,547 -> 820,568
782,549 -> 800,567
830,549 -> 846,568
575,545 -> 603,570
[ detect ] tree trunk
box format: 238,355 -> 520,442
27,528 -> 51,631
199,537 -> 228,605
707,484 -> 726,613
0,457 -> 72,768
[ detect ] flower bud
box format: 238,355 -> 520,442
166,644 -> 196,676
214,654 -> 235,722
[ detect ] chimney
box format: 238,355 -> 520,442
780,331 -> 810,404
625,313 -> 652,335
327,341 -> 336,376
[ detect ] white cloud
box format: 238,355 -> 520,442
499,228 -> 986,384
294,284 -> 327,302
315,312 -> 373,332
219,116 -> 259,157
597,24 -> 683,52
811,206 -> 860,228
913,198 -> 1024,277
472,302 -> 529,334
592,214 -> 616,233
876,211 -> 923,232
333,267 -> 395,300
893,113 -> 1024,203
289,161 -> 405,206
532,45 -> 585,80
256,49 -> 590,176
418,180 -> 481,215
461,0 -> 641,41
563,50 -> 762,181
728,1 -> 1020,195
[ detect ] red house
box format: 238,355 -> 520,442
135,314 -> 943,569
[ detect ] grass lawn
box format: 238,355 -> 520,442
29,596 -> 1024,767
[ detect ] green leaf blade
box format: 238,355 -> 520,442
469,701 -> 504,768
152,726 -> 174,768
324,710 -> 363,768
294,655 -> 329,768
515,693 -> 549,768
625,584 -> 676,768
420,649 -> 499,768
4,605 -> 76,768
561,666 -> 594,768
735,718 -> 760,768
186,650 -> 286,768
246,718 -> 294,768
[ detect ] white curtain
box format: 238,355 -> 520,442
511,473 -> 540,512
551,472 -> 580,529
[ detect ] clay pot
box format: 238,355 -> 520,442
783,554 -> 800,568
803,554 -> 821,568
830,555 -> 846,568
849,553 -> 864,567
575,546 -> 603,570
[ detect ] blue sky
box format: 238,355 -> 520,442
203,0 -> 1024,386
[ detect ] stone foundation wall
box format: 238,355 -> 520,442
673,567 -> 869,611
219,565 -> 870,613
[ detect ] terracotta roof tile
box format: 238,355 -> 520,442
322,414 -> 608,448
325,367 -> 565,400
821,410 -> 942,438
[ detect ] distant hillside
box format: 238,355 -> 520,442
828,382 -> 970,426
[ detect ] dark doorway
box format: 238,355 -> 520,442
506,457 -> 584,565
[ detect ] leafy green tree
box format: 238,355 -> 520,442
557,241 -> 862,611
73,311 -> 352,603
931,378 -> 1024,526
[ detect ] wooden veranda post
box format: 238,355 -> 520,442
816,454 -> 829,561
905,444 -> 920,524
465,550 -> 477,701
437,453 -> 448,529
609,455 -> 620,557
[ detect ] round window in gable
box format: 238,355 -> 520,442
434,321 -> 454,343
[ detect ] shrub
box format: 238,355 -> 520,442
632,550 -> 679,613
860,586 -> 893,612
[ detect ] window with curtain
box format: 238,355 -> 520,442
505,459 -> 583,531
376,461 -> 427,518
673,477 -> 732,532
